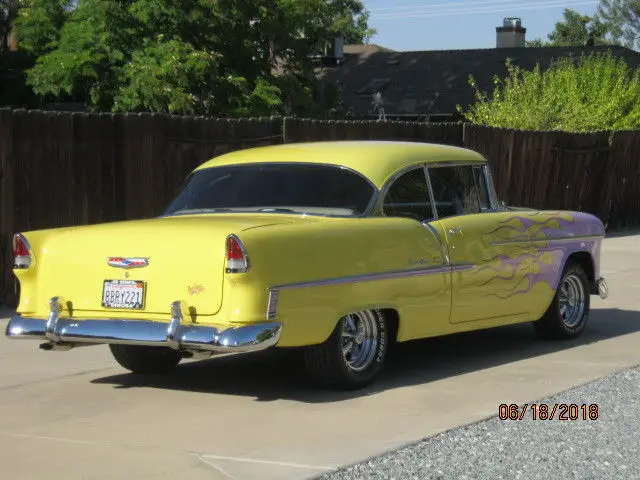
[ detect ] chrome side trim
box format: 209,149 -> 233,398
265,263 -> 472,320
266,290 -> 279,321
490,235 -> 604,246
271,264 -> 471,292
6,299 -> 282,354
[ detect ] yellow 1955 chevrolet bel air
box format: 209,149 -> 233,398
6,141 -> 609,390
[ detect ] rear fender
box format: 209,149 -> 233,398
237,218 -> 451,347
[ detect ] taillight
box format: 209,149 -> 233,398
225,234 -> 249,273
13,233 -> 33,269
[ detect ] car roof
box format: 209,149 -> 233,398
194,141 -> 487,188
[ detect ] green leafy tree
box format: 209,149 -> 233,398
548,8 -> 610,46
13,0 -> 71,56
527,8 -> 612,47
596,0 -> 640,49
459,52 -> 640,132
19,0 -> 374,115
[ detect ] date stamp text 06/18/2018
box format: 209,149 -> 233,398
498,403 -> 600,421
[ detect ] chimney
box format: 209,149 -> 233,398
496,18 -> 526,48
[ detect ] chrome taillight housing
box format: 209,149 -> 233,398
225,234 -> 250,273
13,233 -> 33,269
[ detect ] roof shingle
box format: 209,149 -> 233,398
317,45 -> 640,118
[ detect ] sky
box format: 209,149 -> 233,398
364,0 -> 601,51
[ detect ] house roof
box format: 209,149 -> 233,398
196,141 -> 486,188
317,45 -> 640,118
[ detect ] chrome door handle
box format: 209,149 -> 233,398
448,226 -> 462,235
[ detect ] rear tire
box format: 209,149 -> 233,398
533,261 -> 590,340
304,310 -> 389,390
109,344 -> 182,374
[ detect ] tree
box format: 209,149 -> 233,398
458,52 -> 640,132
18,0 -> 374,115
527,8 -> 612,47
596,0 -> 640,50
548,8 -> 610,46
13,0 -> 73,56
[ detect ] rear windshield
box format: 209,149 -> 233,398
164,163 -> 376,217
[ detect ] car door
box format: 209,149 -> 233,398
427,163 -> 534,324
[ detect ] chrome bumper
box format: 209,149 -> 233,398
596,277 -> 609,300
5,297 -> 282,354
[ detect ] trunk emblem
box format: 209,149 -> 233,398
108,257 -> 149,269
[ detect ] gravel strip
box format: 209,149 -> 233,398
320,365 -> 640,480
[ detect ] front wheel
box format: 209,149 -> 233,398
533,262 -> 590,339
303,310 -> 389,390
109,344 -> 182,374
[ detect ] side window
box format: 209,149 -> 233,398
429,165 -> 483,218
382,167 -> 434,221
473,166 -> 492,211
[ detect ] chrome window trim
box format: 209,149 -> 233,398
483,163 -> 501,211
471,164 -> 492,212
425,161 -> 495,219
163,161 -> 381,220
377,164 -> 435,221
421,160 -> 487,169
424,165 -> 438,221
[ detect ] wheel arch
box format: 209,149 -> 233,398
566,251 -> 596,293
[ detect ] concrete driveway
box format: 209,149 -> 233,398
1,233 -> 639,480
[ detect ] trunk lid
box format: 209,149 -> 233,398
31,215 -> 296,316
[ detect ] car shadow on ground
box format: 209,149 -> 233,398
91,308 -> 640,403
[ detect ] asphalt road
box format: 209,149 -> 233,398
1,232 -> 639,479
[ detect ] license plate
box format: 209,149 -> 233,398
102,280 -> 145,309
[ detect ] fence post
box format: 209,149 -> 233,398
282,117 -> 289,144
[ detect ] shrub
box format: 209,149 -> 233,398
459,52 -> 640,132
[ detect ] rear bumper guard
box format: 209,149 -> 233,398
5,297 -> 282,354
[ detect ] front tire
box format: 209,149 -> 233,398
109,344 -> 182,374
533,261 -> 590,339
304,310 -> 389,390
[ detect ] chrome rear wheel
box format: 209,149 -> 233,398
304,309 -> 389,390
341,311 -> 380,372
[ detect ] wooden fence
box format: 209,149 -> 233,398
1,109 -> 639,305
463,124 -> 640,229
